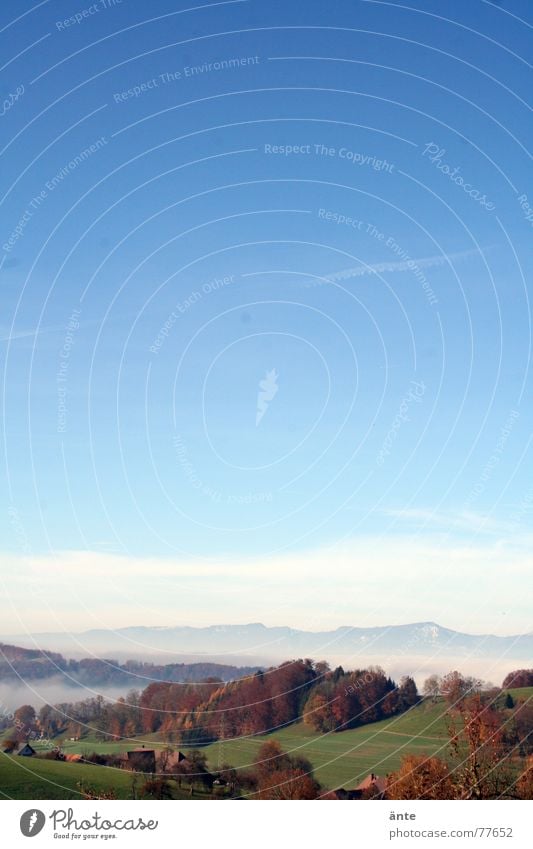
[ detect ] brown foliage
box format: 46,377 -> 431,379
501,669 -> 533,689
303,667 -> 417,733
257,768 -> 320,799
140,778 -> 174,799
440,671 -> 481,708
448,694 -> 514,799
387,692 -> 526,800
510,702 -> 533,755
252,741 -> 320,798
76,781 -> 117,800
516,761 -> 533,800
387,755 -> 455,800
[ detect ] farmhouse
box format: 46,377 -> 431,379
327,773 -> 387,800
162,750 -> 188,773
355,772 -> 387,799
323,788 -> 360,800
126,748 -> 156,773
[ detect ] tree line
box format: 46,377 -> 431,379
0,641 -> 259,686
3,659 -> 418,744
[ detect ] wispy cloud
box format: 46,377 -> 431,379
0,324 -> 66,343
0,533 -> 530,635
382,506 -> 526,538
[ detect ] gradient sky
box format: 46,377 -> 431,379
0,0 -> 531,637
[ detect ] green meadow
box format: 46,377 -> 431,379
0,752 -> 213,800
202,698 -> 451,789
0,752 -> 136,800
46,698 -> 453,791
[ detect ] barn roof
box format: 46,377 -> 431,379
126,749 -> 157,772
356,773 -> 386,793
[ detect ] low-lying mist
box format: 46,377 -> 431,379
322,653 -> 517,689
0,654 -> 516,716
0,678 -> 131,714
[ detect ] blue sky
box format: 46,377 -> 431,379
0,0 -> 531,635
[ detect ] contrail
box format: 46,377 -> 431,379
305,246 -> 488,288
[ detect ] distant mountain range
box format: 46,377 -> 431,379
3,622 -> 532,664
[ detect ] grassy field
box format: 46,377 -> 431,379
506,686 -> 533,701
203,699 -> 452,790
0,752 -> 137,800
0,752 -> 213,800
199,687 -> 532,789
201,687 -> 533,790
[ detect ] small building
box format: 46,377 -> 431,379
354,773 -> 387,799
323,788 -> 360,800
17,743 -> 36,758
163,750 -> 188,773
126,748 -> 156,773
327,773 -> 387,800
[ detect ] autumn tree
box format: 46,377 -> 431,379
502,669 -> 533,689
387,755 -> 456,800
303,666 -> 402,733
506,701 -> 533,756
423,675 -> 442,702
387,692 -> 522,801
253,741 -> 320,799
396,676 -> 419,711
175,749 -> 213,790
257,767 -> 320,800
303,691 -> 334,732
158,746 -> 175,773
14,704 -> 36,727
216,762 -> 239,794
440,671 -> 481,708
314,661 -> 331,678
516,759 -> 533,800
253,740 -> 292,779
448,694 -> 514,799
140,778 -> 174,799
13,705 -> 36,740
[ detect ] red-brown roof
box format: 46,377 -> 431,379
356,773 -> 386,793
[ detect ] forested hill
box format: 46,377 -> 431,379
31,660 -> 420,744
0,642 -> 260,687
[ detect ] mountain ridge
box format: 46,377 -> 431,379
2,621 -> 531,662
